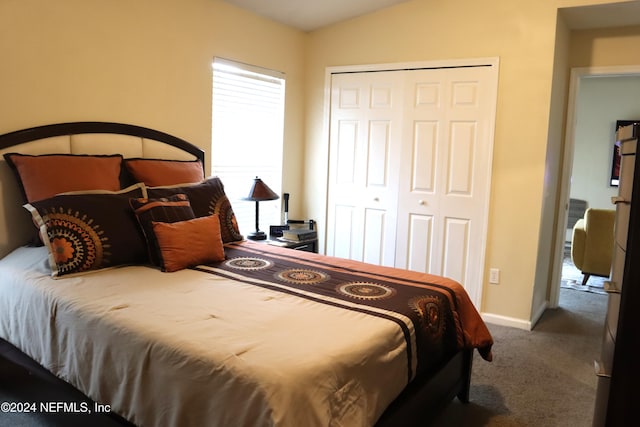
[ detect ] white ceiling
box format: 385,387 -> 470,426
223,0 -> 640,32
222,0 -> 411,32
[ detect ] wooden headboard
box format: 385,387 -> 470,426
0,122 -> 205,258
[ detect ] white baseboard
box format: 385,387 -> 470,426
481,300 -> 549,331
481,313 -> 532,330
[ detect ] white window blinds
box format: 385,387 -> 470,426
211,58 -> 285,237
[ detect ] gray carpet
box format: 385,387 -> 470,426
433,287 -> 606,426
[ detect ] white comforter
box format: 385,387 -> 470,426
0,246 -> 410,427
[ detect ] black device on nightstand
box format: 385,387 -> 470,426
266,192 -> 318,252
268,219 -> 317,253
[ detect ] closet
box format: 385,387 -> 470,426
325,60 -> 499,304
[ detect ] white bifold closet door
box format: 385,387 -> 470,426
326,62 -> 498,304
326,71 -> 404,267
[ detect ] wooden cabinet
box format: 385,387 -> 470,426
593,123 -> 640,426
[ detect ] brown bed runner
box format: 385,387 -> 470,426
195,241 -> 493,382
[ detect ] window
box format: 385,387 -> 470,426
211,58 -> 285,237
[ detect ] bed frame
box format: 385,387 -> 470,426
0,122 -> 473,427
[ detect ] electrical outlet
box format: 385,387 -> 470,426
489,268 -> 500,284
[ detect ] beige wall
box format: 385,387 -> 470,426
570,25 -> 640,67
304,0 -> 634,326
0,0 -> 308,214
534,11 -> 571,322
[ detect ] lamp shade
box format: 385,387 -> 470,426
244,177 -> 279,201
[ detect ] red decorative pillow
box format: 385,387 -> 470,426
124,158 -> 204,186
147,177 -> 243,243
3,153 -> 123,202
151,214 -> 226,272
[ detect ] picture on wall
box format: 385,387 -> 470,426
612,120 -> 639,186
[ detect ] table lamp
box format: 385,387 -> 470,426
244,177 -> 279,240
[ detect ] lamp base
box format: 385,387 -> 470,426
247,231 -> 267,240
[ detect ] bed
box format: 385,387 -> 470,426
0,122 -> 493,427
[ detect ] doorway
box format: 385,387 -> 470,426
550,65 -> 640,308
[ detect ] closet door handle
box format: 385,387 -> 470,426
418,200 -> 426,206
373,197 -> 380,202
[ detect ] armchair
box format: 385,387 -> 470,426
571,208 -> 616,286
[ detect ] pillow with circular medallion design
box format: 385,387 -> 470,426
24,183 -> 148,278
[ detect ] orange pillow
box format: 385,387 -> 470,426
151,214 -> 225,272
124,158 -> 204,186
4,153 -> 123,202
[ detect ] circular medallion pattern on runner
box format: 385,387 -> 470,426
409,295 -> 444,338
336,282 -> 396,300
275,269 -> 329,285
225,257 -> 272,270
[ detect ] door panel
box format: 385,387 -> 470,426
331,204 -> 356,260
406,213 -> 434,273
326,72 -> 402,267
396,65 -> 496,303
442,217 -> 471,284
448,121 -> 476,195
367,121 -> 391,187
411,121 -> 438,192
363,208 -> 387,265
335,121 -> 358,184
452,81 -> 480,107
415,83 -> 441,107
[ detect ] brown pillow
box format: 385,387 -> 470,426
4,153 -> 123,202
129,194 -> 196,266
124,158 -> 204,186
147,177 -> 243,243
152,214 -> 226,272
24,184 -> 148,278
